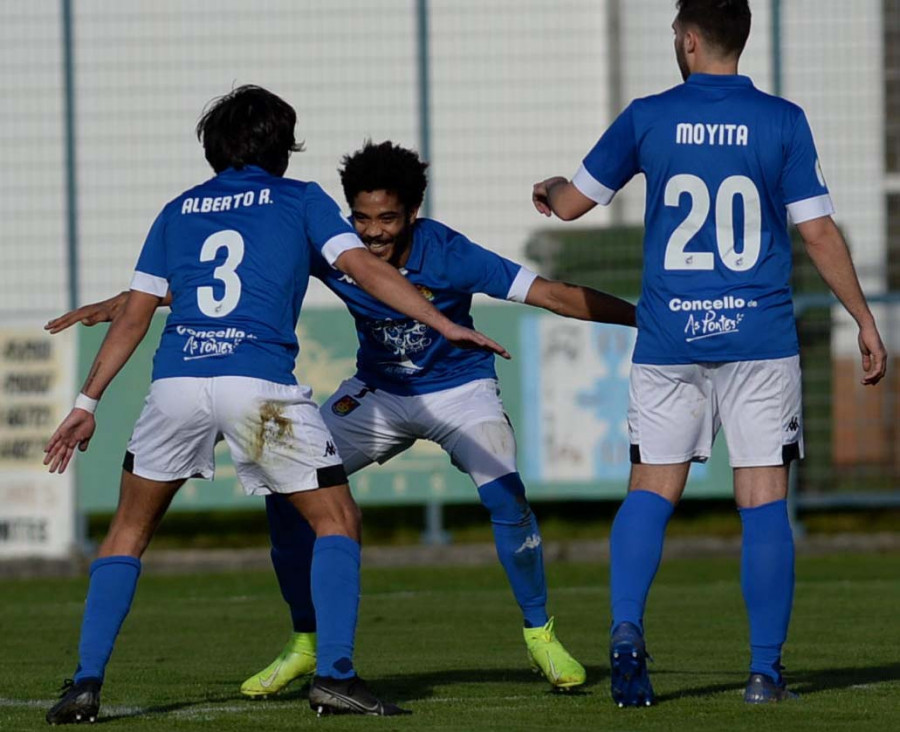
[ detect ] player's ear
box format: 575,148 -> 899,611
684,28 -> 699,55
407,206 -> 419,225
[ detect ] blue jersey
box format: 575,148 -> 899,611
574,74 -> 833,364
312,218 -> 537,396
131,166 -> 364,384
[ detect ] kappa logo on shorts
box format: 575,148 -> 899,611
331,395 -> 360,417
785,415 -> 800,432
323,441 -> 337,457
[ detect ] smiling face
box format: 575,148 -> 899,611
350,189 -> 418,268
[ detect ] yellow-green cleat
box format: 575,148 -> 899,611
240,632 -> 317,698
523,617 -> 586,690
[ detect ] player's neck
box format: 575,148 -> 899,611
691,56 -> 739,76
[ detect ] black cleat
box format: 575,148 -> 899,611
46,679 -> 101,725
610,622 -> 654,708
744,672 -> 798,704
308,675 -> 410,717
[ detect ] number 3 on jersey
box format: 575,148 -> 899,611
664,174 -> 761,272
197,229 -> 244,317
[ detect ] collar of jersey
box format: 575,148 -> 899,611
686,73 -> 753,88
401,222 -> 426,273
218,165 -> 268,177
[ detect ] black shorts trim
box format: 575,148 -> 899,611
317,464 -> 348,488
123,450 -> 135,473
630,444 -> 642,464
782,442 -> 801,466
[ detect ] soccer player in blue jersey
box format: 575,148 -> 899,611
532,0 -> 886,708
48,141 -> 637,695
42,86 -> 509,724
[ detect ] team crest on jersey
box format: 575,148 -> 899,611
415,284 -> 434,301
331,395 -> 360,417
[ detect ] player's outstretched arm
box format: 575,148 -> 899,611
335,247 -> 510,359
797,215 -> 887,385
532,177 -> 597,221
44,290 -> 162,474
524,277 -> 636,327
45,290 -> 172,334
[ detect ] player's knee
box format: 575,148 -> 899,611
478,472 -> 532,526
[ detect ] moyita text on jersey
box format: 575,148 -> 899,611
675,123 -> 749,146
181,188 -> 272,215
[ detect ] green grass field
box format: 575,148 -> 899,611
2,553 -> 899,731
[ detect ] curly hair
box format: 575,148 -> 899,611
196,85 -> 304,176
676,0 -> 752,57
339,141 -> 429,211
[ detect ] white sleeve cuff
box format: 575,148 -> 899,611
786,194 -> 835,224
130,271 -> 168,297
321,232 -> 366,266
572,165 -> 617,205
506,267 -> 539,303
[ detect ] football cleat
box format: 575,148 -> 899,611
308,675 -> 410,716
240,632 -> 317,698
523,617 -> 587,690
743,672 -> 798,704
46,678 -> 101,725
609,622 -> 654,708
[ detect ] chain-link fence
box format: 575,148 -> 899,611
1,1 -> 897,511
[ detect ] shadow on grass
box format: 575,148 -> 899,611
655,662 -> 900,702
95,665 -> 609,721
259,664 -> 609,705
94,662 -> 900,720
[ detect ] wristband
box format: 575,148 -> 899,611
74,393 -> 98,414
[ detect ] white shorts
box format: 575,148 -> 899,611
627,356 -> 804,468
126,376 -> 346,495
322,377 -> 517,487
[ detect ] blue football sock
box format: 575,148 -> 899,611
478,473 -> 548,629
610,490 -> 674,633
740,499 -> 794,683
311,535 -> 360,679
73,555 -> 142,683
266,495 -> 317,633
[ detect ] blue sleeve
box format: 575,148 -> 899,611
131,209 -> 170,296
575,103 -> 640,203
781,110 -> 830,205
134,209 -> 167,278
302,183 -> 362,265
443,233 -> 523,299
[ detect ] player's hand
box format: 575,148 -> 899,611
43,409 -> 96,474
858,322 -> 887,385
440,323 -> 511,360
44,291 -> 129,334
532,177 -> 566,217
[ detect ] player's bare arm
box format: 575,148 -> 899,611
524,277 -> 636,326
45,290 -> 173,333
43,290 -> 162,474
335,247 -> 511,359
797,215 -> 887,385
532,176 -> 597,221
